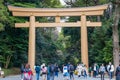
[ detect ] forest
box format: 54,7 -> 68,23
0,0 -> 120,71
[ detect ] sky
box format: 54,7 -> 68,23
56,0 -> 66,32
60,0 -> 66,5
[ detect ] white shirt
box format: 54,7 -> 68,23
107,65 -> 114,72
63,66 -> 68,74
93,66 -> 97,71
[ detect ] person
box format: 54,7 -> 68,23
69,63 -> 74,80
23,63 -> 33,80
82,64 -> 87,78
35,64 -> 41,80
20,64 -> 24,80
99,64 -> 106,80
47,64 -> 50,80
96,64 -> 99,76
115,64 -> 120,80
93,63 -> 98,78
76,63 -> 83,77
54,63 -> 59,77
0,66 -> 1,76
88,66 -> 92,77
63,64 -> 69,80
107,62 -> 114,80
49,63 -> 55,80
41,64 -> 47,80
67,62 -> 70,73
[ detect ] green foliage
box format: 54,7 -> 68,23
0,0 -> 119,70
13,3 -> 36,7
62,0 -> 117,66
0,0 -> 8,31
0,0 -> 63,68
2,68 -> 20,76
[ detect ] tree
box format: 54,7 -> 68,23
112,0 -> 120,68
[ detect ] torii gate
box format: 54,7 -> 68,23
8,5 -> 108,72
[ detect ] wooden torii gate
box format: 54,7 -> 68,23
8,5 -> 108,72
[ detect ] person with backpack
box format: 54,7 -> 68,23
49,63 -> 55,80
54,63 -> 59,77
69,63 -> 74,80
35,64 -> 41,80
115,64 -> 120,80
93,63 -> 99,78
23,63 -> 33,80
107,62 -> 114,80
41,65 -> 47,80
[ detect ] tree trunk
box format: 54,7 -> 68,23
4,55 -> 12,69
113,0 -> 120,69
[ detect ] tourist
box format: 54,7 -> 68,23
82,64 -> 87,78
41,64 -> 47,80
47,64 -> 50,80
99,64 -> 106,80
63,64 -> 69,80
96,64 -> 99,76
49,63 -> 55,80
69,63 -> 74,80
35,64 -> 41,80
107,62 -> 114,80
20,64 -> 24,80
93,63 -> 99,78
76,63 -> 83,77
115,64 -> 120,80
23,63 -> 33,80
88,66 -> 92,77
54,63 -> 59,77
67,62 -> 70,73
0,66 -> 1,76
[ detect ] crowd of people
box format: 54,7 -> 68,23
20,62 -> 120,80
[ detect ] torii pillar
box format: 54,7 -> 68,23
8,5 -> 108,71
81,14 -> 88,66
28,15 -> 35,70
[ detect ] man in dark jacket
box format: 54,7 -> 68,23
115,64 -> 120,80
35,64 -> 40,80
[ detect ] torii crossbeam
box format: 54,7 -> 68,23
8,4 -> 108,72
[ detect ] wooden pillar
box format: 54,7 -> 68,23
28,15 -> 35,72
55,16 -> 60,23
81,14 -> 89,68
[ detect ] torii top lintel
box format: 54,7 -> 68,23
8,4 -> 108,17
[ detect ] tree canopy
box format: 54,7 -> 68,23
0,0 -> 119,68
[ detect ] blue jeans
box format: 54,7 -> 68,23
55,71 -> 58,77
93,71 -> 97,77
21,73 -> 24,79
108,72 -> 113,79
83,70 -> 87,78
100,71 -> 105,80
47,73 -> 50,80
36,72 -> 40,80
50,73 -> 54,80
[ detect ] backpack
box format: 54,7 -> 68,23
35,66 -> 40,73
69,65 -> 74,72
24,70 -> 32,80
117,67 -> 120,72
50,65 -> 55,73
